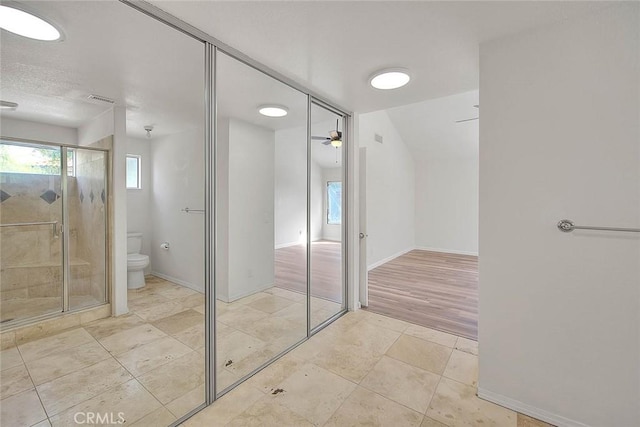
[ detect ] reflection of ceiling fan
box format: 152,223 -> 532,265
312,119 -> 342,147
455,104 -> 479,123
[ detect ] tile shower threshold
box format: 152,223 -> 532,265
0,303 -> 111,339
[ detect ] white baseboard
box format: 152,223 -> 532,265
275,241 -> 303,249
150,271 -> 203,293
367,248 -> 413,271
477,388 -> 590,427
415,246 -> 478,256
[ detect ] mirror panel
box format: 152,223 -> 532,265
215,51 -> 308,393
310,103 -> 345,329
0,1 -> 206,422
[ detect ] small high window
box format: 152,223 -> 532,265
327,181 -> 342,225
126,155 -> 141,189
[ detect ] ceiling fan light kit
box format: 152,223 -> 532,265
369,68 -> 411,90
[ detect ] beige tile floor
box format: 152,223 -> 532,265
1,277 -> 552,427
0,276 -> 344,426
0,276 -> 206,427
184,309 -> 554,427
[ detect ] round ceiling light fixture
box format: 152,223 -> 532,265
258,105 -> 288,117
0,5 -> 62,41
369,68 -> 411,90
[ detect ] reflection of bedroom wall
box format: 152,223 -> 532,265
275,121 -> 341,245
217,118 -> 275,302
274,125 -> 307,247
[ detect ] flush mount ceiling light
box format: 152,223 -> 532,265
0,101 -> 18,110
0,5 -> 61,41
369,68 -> 411,90
258,105 -> 288,117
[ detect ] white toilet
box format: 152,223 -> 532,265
127,232 -> 150,289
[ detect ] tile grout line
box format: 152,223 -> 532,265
423,344 -> 456,423
14,342 -> 50,426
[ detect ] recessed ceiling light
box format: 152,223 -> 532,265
0,101 -> 18,110
0,5 -> 61,41
258,105 -> 288,117
369,68 -> 411,90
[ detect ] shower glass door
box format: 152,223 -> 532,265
0,141 -> 108,326
0,141 -> 64,324
68,148 -> 107,310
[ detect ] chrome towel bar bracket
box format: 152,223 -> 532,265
181,207 -> 205,213
557,219 -> 640,233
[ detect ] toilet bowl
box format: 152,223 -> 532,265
127,232 -> 149,289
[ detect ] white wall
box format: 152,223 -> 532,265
150,127 -> 205,292
217,118 -> 275,301
310,160 -> 323,241
110,107 -> 128,315
126,137 -> 152,274
321,167 -> 343,241
479,4 -> 639,427
78,109 -> 114,147
359,110 -> 415,269
385,90 -> 480,256
275,125 -> 307,248
0,116 -> 78,145
415,156 -> 478,255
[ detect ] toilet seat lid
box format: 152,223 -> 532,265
127,254 -> 149,262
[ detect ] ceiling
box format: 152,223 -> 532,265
385,90 -> 479,159
151,0 -> 608,113
0,1 -> 204,139
0,1 -> 609,141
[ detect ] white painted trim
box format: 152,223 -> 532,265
477,388 -> 591,427
367,247 -> 413,271
415,246 -> 478,256
150,271 -> 203,293
275,241 -> 303,250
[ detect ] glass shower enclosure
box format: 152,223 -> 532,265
0,139 -> 108,328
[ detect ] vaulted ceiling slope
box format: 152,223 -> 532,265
385,90 -> 478,159
151,0 -> 608,113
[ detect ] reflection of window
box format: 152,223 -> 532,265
0,142 -> 74,176
327,181 -> 342,225
126,155 -> 141,189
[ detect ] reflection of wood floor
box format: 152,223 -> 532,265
366,250 -> 478,340
275,241 -> 342,303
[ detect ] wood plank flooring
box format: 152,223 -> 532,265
366,250 -> 478,340
275,241 -> 343,302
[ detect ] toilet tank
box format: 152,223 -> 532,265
127,232 -> 143,254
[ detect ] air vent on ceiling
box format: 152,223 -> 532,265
87,94 -> 115,104
374,133 -> 384,144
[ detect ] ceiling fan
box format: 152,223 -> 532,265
312,119 -> 342,147
455,104 -> 479,123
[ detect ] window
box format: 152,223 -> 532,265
327,181 -> 342,225
126,155 -> 141,189
0,142 -> 74,176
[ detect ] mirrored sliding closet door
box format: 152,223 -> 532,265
215,51 -> 309,393
0,1 -> 206,424
310,102 -> 346,329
